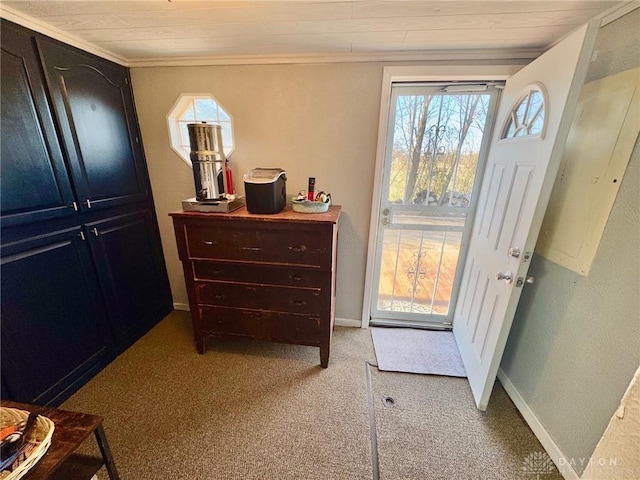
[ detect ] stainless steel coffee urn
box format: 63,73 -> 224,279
187,122 -> 227,201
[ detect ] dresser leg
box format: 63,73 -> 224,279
320,345 -> 329,368
196,335 -> 207,354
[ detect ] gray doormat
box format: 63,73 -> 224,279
371,327 -> 467,377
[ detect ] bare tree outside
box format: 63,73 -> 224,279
388,93 -> 489,207
375,89 -> 494,319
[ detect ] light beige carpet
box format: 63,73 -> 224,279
369,367 -> 562,479
371,328 -> 466,377
63,311 -> 374,479
61,311 -> 559,479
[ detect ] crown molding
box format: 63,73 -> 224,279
600,0 -> 639,25
0,4 -> 128,66
127,48 -> 540,68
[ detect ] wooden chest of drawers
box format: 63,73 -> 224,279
170,205 -> 341,367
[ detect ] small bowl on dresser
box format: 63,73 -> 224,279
291,198 -> 331,213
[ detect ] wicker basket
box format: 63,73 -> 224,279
291,198 -> 331,213
0,408 -> 54,480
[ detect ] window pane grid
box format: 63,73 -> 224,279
502,87 -> 546,139
170,96 -> 234,158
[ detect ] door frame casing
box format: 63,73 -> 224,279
362,65 -> 523,328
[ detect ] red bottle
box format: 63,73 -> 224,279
225,160 -> 235,196
307,177 -> 315,201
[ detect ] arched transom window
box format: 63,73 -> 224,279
501,84 -> 547,139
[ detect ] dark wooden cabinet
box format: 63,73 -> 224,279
0,227 -> 110,405
171,206 -> 340,367
0,21 -> 76,227
37,38 -> 150,212
0,20 -> 173,406
84,210 -> 171,346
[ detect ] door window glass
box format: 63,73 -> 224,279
501,85 -> 547,139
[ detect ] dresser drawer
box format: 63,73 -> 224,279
185,224 -> 325,267
200,306 -> 321,346
196,281 -> 322,314
193,262 -> 326,288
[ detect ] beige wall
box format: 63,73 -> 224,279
131,62 -> 385,320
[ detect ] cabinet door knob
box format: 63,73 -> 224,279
292,300 -> 307,307
289,275 -> 303,282
202,240 -> 218,246
85,199 -> 92,209
92,227 -> 99,237
288,245 -> 307,252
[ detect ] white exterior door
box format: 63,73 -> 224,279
453,22 -> 600,410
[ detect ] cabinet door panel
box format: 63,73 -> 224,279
37,39 -> 148,211
0,228 -> 110,404
0,22 -> 76,226
85,211 -> 167,342
63,71 -> 140,199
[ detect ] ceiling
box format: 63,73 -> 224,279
0,1 -> 629,66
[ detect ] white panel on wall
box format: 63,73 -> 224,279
536,67 -> 640,276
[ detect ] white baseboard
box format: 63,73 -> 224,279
497,368 -> 580,480
335,317 -> 362,328
173,302 -> 190,311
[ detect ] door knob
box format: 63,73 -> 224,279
382,218 -> 390,226
508,247 -> 521,258
495,271 -> 513,283
382,208 -> 390,216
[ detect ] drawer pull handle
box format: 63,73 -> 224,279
292,300 -> 307,307
240,247 -> 262,251
290,275 -> 303,281
202,240 -> 218,246
288,245 -> 307,252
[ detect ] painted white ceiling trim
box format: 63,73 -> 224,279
0,4 -> 128,65
601,1 -> 640,25
127,48 -> 541,68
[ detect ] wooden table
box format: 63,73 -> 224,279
1,401 -> 119,480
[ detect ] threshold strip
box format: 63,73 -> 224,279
365,361 -> 381,480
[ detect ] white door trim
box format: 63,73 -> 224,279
361,65 -> 524,328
